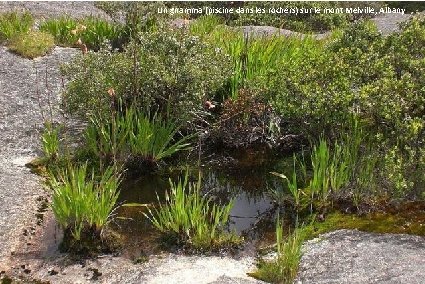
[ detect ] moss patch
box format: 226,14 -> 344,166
305,203 -> 425,239
8,31 -> 55,59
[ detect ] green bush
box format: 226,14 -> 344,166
0,12 -> 33,42
145,171 -> 241,250
62,28 -> 232,123
232,1 -> 378,33
259,17 -> 424,201
8,31 -> 55,58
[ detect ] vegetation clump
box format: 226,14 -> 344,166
0,12 -> 33,42
84,105 -> 193,173
61,28 -> 232,124
251,215 -> 305,284
39,16 -> 122,51
8,30 -> 55,58
49,164 -> 121,253
145,171 -> 241,251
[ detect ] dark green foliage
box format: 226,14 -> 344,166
62,28 -> 232,123
232,1 -> 382,33
260,16 -> 424,200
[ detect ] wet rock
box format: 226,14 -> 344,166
297,229 -> 425,283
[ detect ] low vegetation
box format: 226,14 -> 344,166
0,12 -> 33,42
8,30 -> 55,58
84,105 -> 193,172
39,16 -> 122,50
23,3 -> 424,282
49,164 -> 121,252
252,215 -> 305,284
145,171 -> 241,250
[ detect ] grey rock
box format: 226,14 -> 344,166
0,1 -> 110,20
296,229 -> 425,284
0,46 -> 78,271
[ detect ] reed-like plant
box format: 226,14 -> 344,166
40,16 -> 122,50
310,138 -> 331,203
49,164 -> 121,241
144,171 -> 240,250
128,110 -> 193,163
85,106 -> 193,170
79,16 -> 122,50
41,122 -> 60,161
39,16 -> 79,47
0,12 -> 33,42
206,26 -> 322,99
271,169 -> 301,209
189,15 -> 223,36
276,219 -> 303,283
85,111 -> 130,166
252,214 -> 304,284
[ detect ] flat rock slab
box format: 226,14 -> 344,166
0,46 -> 78,271
297,229 -> 425,284
0,1 -> 110,20
17,248 -> 263,284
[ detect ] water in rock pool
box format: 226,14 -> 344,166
111,147 -> 291,257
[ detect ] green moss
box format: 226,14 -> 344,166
304,206 -> 425,240
8,31 -> 55,59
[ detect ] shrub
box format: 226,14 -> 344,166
49,164 -> 121,244
144,171 -> 241,250
216,89 -> 277,147
0,12 -> 33,42
61,28 -> 232,124
232,2 -> 357,33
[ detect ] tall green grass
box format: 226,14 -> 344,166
271,116 -> 375,209
271,159 -> 302,209
127,109 -> 193,163
39,16 -> 79,47
189,15 -> 223,36
0,12 -> 33,42
201,26 -> 322,99
85,106 -> 193,168
49,164 -> 121,241
252,214 -> 304,284
41,122 -> 61,161
40,16 -> 122,50
85,111 -> 130,167
144,171 -> 240,250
